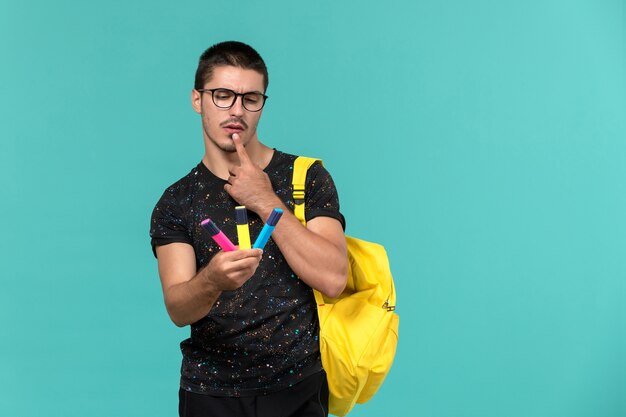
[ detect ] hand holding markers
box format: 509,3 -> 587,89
203,244 -> 262,292
200,207 -> 283,252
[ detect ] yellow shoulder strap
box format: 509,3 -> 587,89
292,156 -> 325,306
292,156 -> 322,227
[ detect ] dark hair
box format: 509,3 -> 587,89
194,41 -> 268,91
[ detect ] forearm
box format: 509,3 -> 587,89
257,203 -> 348,298
163,267 -> 222,327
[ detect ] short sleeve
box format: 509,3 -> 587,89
150,188 -> 193,257
304,162 -> 346,230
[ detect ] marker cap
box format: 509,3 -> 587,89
267,208 -> 284,226
200,218 -> 220,236
235,206 -> 248,225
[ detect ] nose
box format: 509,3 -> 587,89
229,95 -> 245,117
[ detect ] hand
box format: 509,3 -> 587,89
204,248 -> 263,291
224,134 -> 281,214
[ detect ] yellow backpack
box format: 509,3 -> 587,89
292,156 -> 400,416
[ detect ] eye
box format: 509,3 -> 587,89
244,94 -> 261,103
215,89 -> 234,100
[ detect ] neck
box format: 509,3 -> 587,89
202,136 -> 273,179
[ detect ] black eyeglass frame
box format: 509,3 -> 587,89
196,88 -> 269,112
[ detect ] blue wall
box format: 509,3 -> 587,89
1,1 -> 624,416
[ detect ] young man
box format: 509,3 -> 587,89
150,41 -> 348,417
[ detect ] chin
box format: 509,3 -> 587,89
222,138 -> 241,152
205,134 -> 235,152
216,142 -> 237,153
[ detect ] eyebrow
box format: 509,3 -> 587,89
205,87 -> 265,94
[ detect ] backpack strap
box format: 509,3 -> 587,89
292,156 -> 325,306
292,156 -> 322,227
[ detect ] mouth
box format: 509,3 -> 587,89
222,123 -> 245,136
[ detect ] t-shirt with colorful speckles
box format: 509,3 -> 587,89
150,149 -> 345,397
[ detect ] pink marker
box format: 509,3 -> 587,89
200,218 -> 237,252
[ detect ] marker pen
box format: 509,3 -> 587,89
235,206 -> 251,249
253,208 -> 284,249
200,218 -> 237,252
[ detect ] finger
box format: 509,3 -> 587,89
237,248 -> 263,260
225,257 -> 262,279
232,133 -> 252,165
224,248 -> 263,261
223,183 -> 241,204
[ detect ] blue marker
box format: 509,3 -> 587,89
253,208 -> 284,249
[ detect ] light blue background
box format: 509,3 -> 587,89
1,1 -> 625,416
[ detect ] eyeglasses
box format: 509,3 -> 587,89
196,88 -> 268,112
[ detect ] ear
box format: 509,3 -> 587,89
191,89 -> 202,114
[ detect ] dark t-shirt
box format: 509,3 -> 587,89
150,150 -> 344,397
